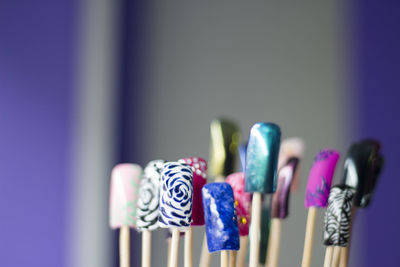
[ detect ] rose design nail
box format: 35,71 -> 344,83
137,160 -> 165,231
159,162 -> 193,229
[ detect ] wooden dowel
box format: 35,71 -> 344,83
249,193 -> 262,267
301,207 -> 317,267
323,246 -> 333,267
229,250 -> 237,267
339,207 -> 356,267
184,227 -> 193,267
339,247 -> 349,267
199,232 -> 211,267
169,229 -> 180,267
221,251 -> 229,267
119,225 -> 130,267
265,218 -> 281,267
331,246 -> 341,267
142,230 -> 151,267
237,236 -> 249,267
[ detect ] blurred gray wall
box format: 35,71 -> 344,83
142,2 -> 350,267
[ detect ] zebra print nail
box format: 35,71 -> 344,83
158,162 -> 193,229
323,185 -> 355,247
136,160 -> 164,231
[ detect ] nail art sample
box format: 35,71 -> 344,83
136,160 -> 164,231
245,122 -> 281,193
271,158 -> 299,219
278,137 -> 305,192
109,163 -> 142,229
323,185 -> 355,247
158,162 -> 193,229
226,172 -> 252,236
178,157 -> 207,226
239,143 -> 247,172
305,150 -> 340,208
342,140 -> 384,208
209,118 -> 240,179
202,182 -> 240,252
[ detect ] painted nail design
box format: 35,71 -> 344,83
209,118 -> 240,179
323,185 -> 355,247
271,158 -> 299,219
202,182 -> 240,252
305,149 -> 340,208
342,140 -> 384,208
226,172 -> 252,236
245,122 -> 281,193
178,157 -> 207,226
136,160 -> 164,231
109,163 -> 142,229
158,162 -> 193,229
278,137 -> 305,192
239,143 -> 247,172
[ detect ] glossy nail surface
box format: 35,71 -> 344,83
202,182 -> 240,252
323,185 -> 355,247
245,122 -> 281,193
109,163 -> 142,229
158,162 -> 193,229
137,160 -> 164,231
305,150 -> 340,208
178,157 -> 207,225
342,140 -> 384,208
226,172 -> 252,236
239,143 -> 247,172
209,118 -> 240,179
271,158 -> 299,219
278,137 -> 305,192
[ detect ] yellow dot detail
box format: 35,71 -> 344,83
234,200 -> 239,207
241,217 -> 247,225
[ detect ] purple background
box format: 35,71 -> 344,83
0,1 -> 77,266
353,0 -> 400,266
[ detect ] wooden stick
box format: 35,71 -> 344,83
229,251 -> 237,267
265,218 -> 281,267
331,246 -> 341,267
184,227 -> 193,267
339,247 -> 349,267
119,225 -> 130,267
221,251 -> 229,267
339,207 -> 356,267
249,193 -> 262,267
169,229 -> 180,267
142,230 -> 151,267
301,207 -> 318,267
237,236 -> 248,267
199,232 -> 211,267
323,246 -> 333,267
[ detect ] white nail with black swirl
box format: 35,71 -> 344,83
159,162 -> 194,230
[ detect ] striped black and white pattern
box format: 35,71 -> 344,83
158,162 -> 193,229
323,185 -> 355,247
136,160 -> 164,231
